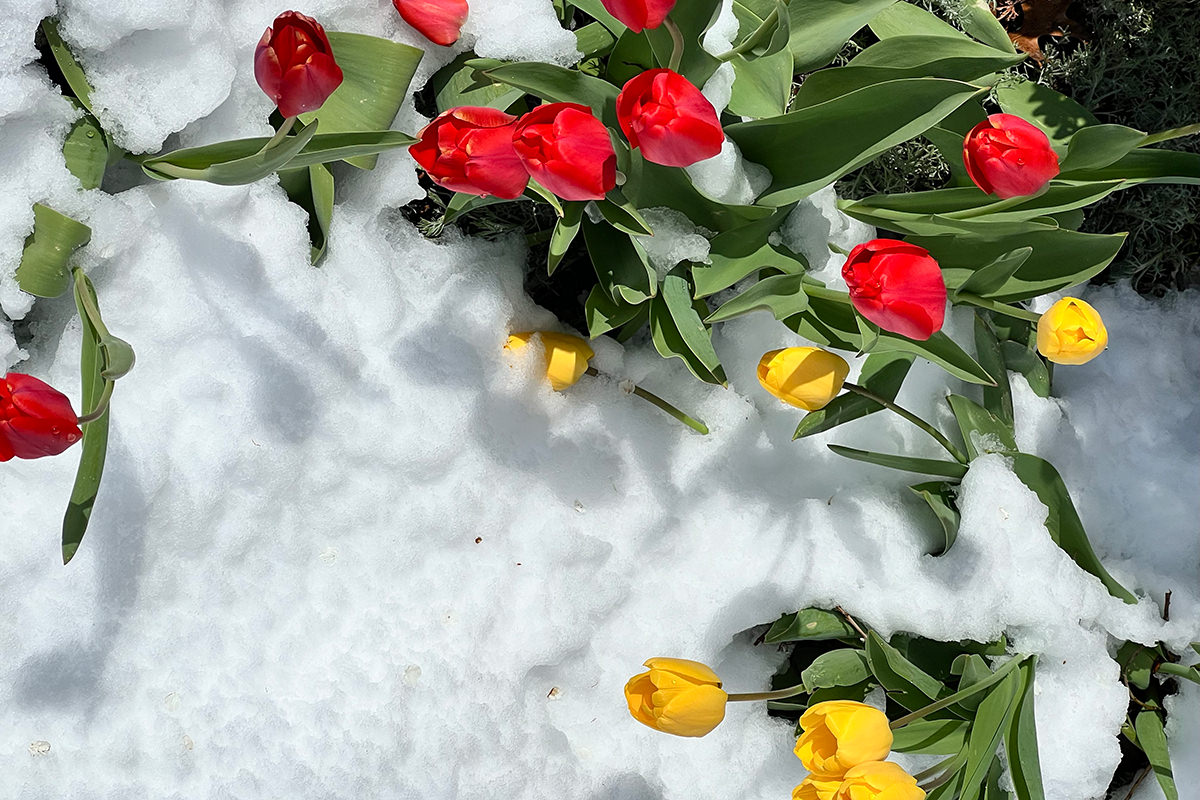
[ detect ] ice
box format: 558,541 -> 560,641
464,0 -> 580,66
779,185 -> 878,286
685,140 -> 771,207
641,207 -> 712,278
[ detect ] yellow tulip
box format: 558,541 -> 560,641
793,774 -> 843,800
624,658 -> 728,737
795,700 -> 893,776
757,348 -> 849,411
832,761 -> 925,800
1036,297 -> 1108,365
505,331 -> 594,391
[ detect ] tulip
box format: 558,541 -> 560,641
963,113 -> 1060,199
512,103 -> 616,202
392,0 -> 469,46
842,239 -> 947,341
505,331 -> 595,391
254,11 -> 344,118
616,69 -> 723,168
624,657 -> 727,737
832,762 -> 925,800
793,774 -> 843,800
410,107 -> 529,199
0,373 -> 82,462
757,348 -> 849,412
795,700 -> 893,777
600,0 -> 677,32
1036,296 -> 1108,365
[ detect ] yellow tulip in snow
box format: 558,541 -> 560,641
505,331 -> 594,391
832,761 -> 925,800
757,348 -> 849,411
795,700 -> 893,776
624,657 -> 728,737
1036,297 -> 1108,365
792,774 -> 843,800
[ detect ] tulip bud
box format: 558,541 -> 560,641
842,239 -> 947,341
624,657 -> 728,737
795,700 -> 893,776
410,107 -> 529,199
617,69 -> 723,168
757,348 -> 849,411
392,0 -> 469,46
963,113 -> 1060,199
512,103 -> 617,202
0,373 -> 82,462
1036,296 -> 1108,365
254,11 -> 344,118
832,762 -> 925,800
505,332 -> 594,391
792,774 -> 843,800
600,0 -> 677,33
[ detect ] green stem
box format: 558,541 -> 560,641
663,16 -> 685,73
715,6 -> 780,61
843,382 -> 968,465
727,683 -> 806,702
940,194 -> 1033,220
954,292 -> 1042,323
263,115 -> 297,152
1141,122 -> 1200,147
913,753 -> 966,784
76,379 -> 114,425
827,241 -> 850,256
587,367 -> 709,434
72,268 -> 111,340
889,656 -> 1024,729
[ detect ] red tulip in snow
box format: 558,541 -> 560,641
963,114 -> 1060,199
392,0 -> 469,46
600,0 -> 676,33
410,107 -> 529,199
842,240 -> 947,341
0,373 -> 82,462
616,69 -> 723,168
254,11 -> 344,118
512,103 -> 616,202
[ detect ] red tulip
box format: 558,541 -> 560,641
617,69 -> 723,168
0,373 -> 82,462
842,240 -> 947,341
963,114 -> 1060,199
254,11 -> 344,118
410,107 -> 529,199
600,0 -> 676,33
392,0 -> 469,46
512,103 -> 616,202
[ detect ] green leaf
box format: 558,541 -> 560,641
570,0 -> 626,34
794,352 -> 914,439
1008,453 -> 1137,603
279,163 -> 335,264
645,0 -> 722,85
62,109 -> 109,190
1001,341 -> 1051,397
947,395 -> 1016,460
953,654 -> 994,712
870,3 -> 964,40
764,608 -> 859,643
1135,711 -> 1178,800
956,0 -> 1017,52
1005,659 -> 1045,800
598,191 -> 653,236
1117,642 -> 1157,691
298,32 -> 422,169
585,286 -> 646,337
953,247 -> 1033,299
525,180 -> 565,217
910,481 -> 960,554
726,0 -> 791,60
891,718 -> 970,754
548,202 -> 585,275
41,18 -> 97,113
785,0 -> 899,72
1058,124 -> 1147,173
430,53 -> 525,112
582,217 -> 656,305
802,649 -> 872,692
444,192 -> 508,223
476,60 -> 620,123
605,28 -> 656,86
625,156 -> 778,232
650,273 -> 727,385
693,209 -> 804,297
575,21 -> 618,59
959,670 -> 1021,800
729,42 -> 793,118
865,632 -> 953,712
1155,663 -> 1200,687
973,315 -> 1013,424
829,445 -> 969,479
706,273 -> 810,323
17,204 -> 92,298
994,78 -> 1098,145
1059,148 -> 1200,186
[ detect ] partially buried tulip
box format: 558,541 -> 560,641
842,239 -> 947,341
832,762 -> 925,800
1036,296 -> 1108,365
254,11 -> 344,118
600,0 -> 676,32
512,103 -> 616,201
963,113 -> 1060,199
795,700 -> 894,777
505,332 -> 594,391
392,0 -> 469,46
617,69 -> 724,168
0,373 -> 82,462
793,774 -> 843,800
624,657 -> 727,737
410,107 -> 529,199
757,348 -> 849,412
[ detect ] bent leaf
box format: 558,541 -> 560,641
829,445 -> 969,480
764,608 -> 859,643
706,273 -> 809,323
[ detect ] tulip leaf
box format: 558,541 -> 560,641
958,670 -> 1021,800
1000,341 -> 1051,397
802,649 -> 872,692
474,60 -> 620,124
62,108 -> 110,190
1117,642 -> 1157,691
865,632 -> 955,712
644,0 -> 722,85
869,3 -> 964,40
829,445 -> 969,480
599,191 -> 653,236
525,181 -> 565,217
650,273 -> 726,385
278,163 -> 334,265
1134,711 -> 1178,800
626,155 -> 777,232
692,208 -> 803,297
765,608 -> 859,643
706,273 -> 809,323
794,351 -> 914,439
973,316 -> 1013,424
952,247 -> 1033,299
726,0 -> 791,61
1004,658 -> 1045,800
910,481 -> 960,555
570,0 -> 626,35
892,718 -> 970,755
958,0 -> 1018,51
728,4 -> 794,118
574,22 -> 617,60
604,28 -> 656,86
582,218 -> 656,305
784,0 -> 899,73
41,18 -> 97,113
585,286 -> 644,337
548,202 -> 585,276
17,204 -> 92,298
995,78 -> 1098,145
1155,663 -> 1200,687
444,192 -> 508,223
431,53 -> 525,113
1058,147 -> 1200,186
947,395 -> 1016,460
1058,124 -> 1147,173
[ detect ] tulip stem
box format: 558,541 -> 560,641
587,367 -> 709,434
726,683 -> 807,702
941,194 -> 1033,220
264,116 -> 297,151
72,268 -> 112,342
842,382 -> 968,465
954,292 -> 1042,323
76,379 -> 113,425
663,17 -> 685,73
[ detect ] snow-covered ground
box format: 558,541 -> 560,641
1,2 -> 1197,798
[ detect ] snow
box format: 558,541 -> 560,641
2,1 -> 1199,799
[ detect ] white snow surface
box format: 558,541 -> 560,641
2,2 -> 1199,799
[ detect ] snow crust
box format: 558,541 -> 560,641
1,2 -> 1199,799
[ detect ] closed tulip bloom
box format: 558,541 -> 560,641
1036,297 -> 1108,365
505,331 -> 594,391
757,348 -> 849,411
624,657 -> 727,737
832,762 -> 925,800
600,0 -> 676,32
842,239 -> 947,341
512,103 -> 616,201
410,107 -> 528,199
0,373 -> 82,462
254,11 -> 344,117
795,700 -> 893,776
963,113 -> 1060,199
793,774 -> 843,800
392,0 -> 469,46
617,69 -> 723,167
